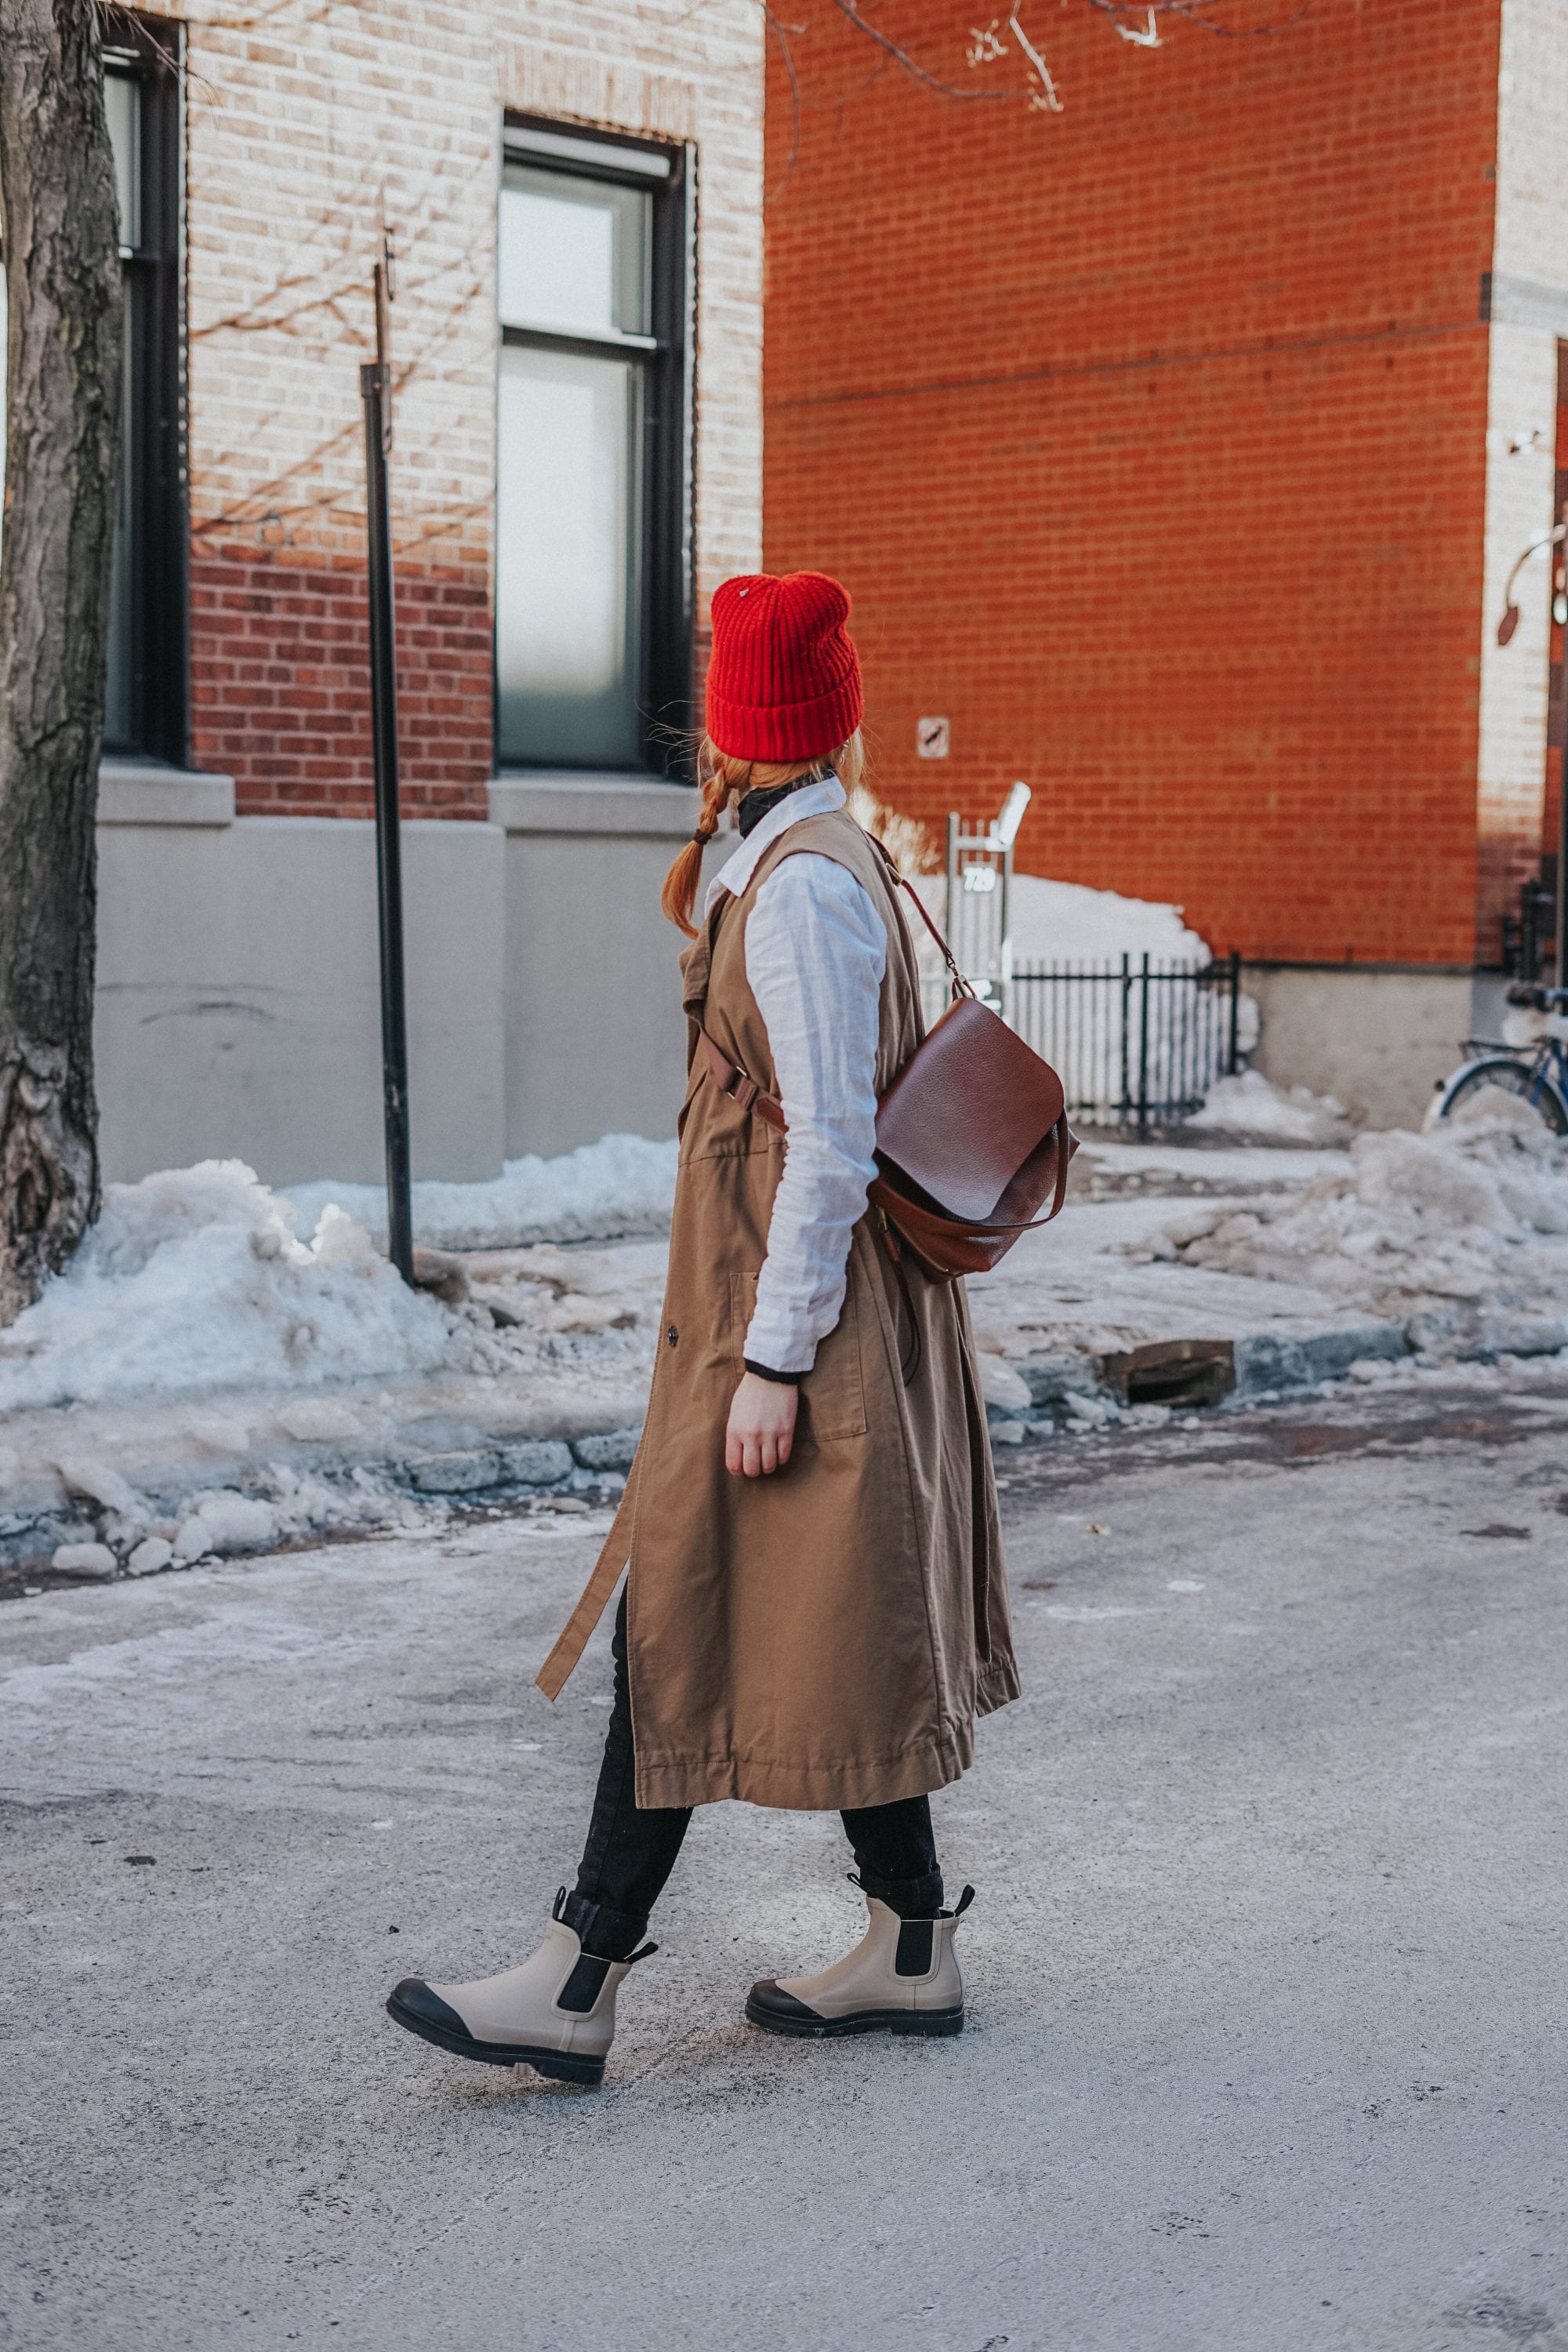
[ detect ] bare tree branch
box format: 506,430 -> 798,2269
790,0 -> 1308,119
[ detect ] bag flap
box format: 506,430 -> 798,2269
874,994 -> 1066,1224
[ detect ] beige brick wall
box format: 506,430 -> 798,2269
133,0 -> 762,812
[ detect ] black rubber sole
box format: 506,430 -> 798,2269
745,1994 -> 964,2040
385,1993 -> 604,2085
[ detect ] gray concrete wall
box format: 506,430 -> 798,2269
98,768 -> 1490,1178
96,768 -> 506,1185
1241,964 -> 1476,1130
490,774 -> 723,1160
95,765 -> 720,1186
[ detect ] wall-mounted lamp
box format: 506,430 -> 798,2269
1497,521 -> 1567,645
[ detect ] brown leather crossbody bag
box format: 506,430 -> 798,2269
701,833 -> 1078,1282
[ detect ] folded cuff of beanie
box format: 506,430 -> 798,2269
706,674 -> 864,764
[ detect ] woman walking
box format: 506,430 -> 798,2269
388,572 -> 1019,2085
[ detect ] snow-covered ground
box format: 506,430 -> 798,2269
1185,1069 -> 1353,1148
4,1080 -> 1567,1587
285,1132 -> 677,1256
1125,1096 -> 1568,1338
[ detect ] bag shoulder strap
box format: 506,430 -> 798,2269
861,832 -> 975,1001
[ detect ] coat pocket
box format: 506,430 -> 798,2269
728,1269 -> 869,1443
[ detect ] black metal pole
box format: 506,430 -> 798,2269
360,340 -> 414,1285
1228,948 -> 1241,1073
1119,952 -> 1131,1127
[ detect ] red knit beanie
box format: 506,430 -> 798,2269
705,571 -> 864,762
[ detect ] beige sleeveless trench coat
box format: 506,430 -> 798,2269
536,810 -> 1020,1809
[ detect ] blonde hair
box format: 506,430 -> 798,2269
660,729 -> 866,937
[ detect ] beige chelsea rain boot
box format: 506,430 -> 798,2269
387,1893 -> 654,2087
746,1886 -> 974,2040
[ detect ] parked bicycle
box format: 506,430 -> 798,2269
1432,983 -> 1568,1134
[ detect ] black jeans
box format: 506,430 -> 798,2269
563,1591 -> 944,1961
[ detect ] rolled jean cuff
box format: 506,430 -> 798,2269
561,1888 -> 648,1962
855,1866 -> 944,1918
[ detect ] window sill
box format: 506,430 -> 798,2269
488,770 -> 702,838
98,760 -> 235,827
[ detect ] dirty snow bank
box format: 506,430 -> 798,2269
0,1162 -> 461,1412
1131,1114 -> 1568,1324
1006,873 -> 1213,963
911,871 -> 1210,962
1189,1070 -> 1354,1147
284,1132 -> 678,1254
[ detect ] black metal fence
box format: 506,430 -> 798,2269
1007,952 -> 1242,1130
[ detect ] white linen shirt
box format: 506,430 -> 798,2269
703,776 -> 885,1376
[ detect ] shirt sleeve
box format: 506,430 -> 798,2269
742,852 -> 886,1376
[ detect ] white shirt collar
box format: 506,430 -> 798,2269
703,775 -> 848,916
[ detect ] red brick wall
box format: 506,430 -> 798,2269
189,546 -> 493,819
763,0 -> 1503,964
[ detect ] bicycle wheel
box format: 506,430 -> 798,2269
1436,1056 -> 1568,1135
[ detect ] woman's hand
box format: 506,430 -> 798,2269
725,1371 -> 798,1478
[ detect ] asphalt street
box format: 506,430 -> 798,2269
2,1384 -> 1566,2352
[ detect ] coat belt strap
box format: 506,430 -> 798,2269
535,1541 -> 626,1700
700,1029 -> 786,1131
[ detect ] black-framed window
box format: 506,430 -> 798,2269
495,119 -> 692,774
100,19 -> 186,763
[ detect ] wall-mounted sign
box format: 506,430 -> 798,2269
916,716 -> 949,759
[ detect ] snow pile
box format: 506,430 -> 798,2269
0,1161 -> 458,1411
910,871 -> 1210,964
1135,1116 -> 1568,1315
1189,1070 -> 1354,1147
284,1132 -> 679,1254
1007,873 -> 1212,964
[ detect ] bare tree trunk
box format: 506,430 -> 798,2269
0,0 -> 122,1323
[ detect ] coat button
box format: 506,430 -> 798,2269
666,1324 -> 678,1347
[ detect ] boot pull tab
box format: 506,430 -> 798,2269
949,1885 -> 976,1922
625,1940 -> 659,1966
551,1885 -> 569,1922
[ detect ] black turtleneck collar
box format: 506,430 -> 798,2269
736,771 -> 833,840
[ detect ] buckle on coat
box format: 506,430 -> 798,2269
724,1069 -> 760,1112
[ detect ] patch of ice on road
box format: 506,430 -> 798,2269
1044,1603 -> 1154,1621
0,1161 -> 456,1411
1189,1069 -> 1354,1148
284,1132 -> 679,1254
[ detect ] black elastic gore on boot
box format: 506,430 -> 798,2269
895,1919 -> 935,1977
557,1954 -> 612,2013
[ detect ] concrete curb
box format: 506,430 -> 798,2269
9,1309 -> 1568,1584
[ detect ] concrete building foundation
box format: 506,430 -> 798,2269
95,764 -> 717,1187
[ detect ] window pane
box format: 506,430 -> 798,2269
495,342 -> 644,767
102,277 -> 137,749
102,72 -> 141,744
499,166 -> 650,338
105,71 -> 140,247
